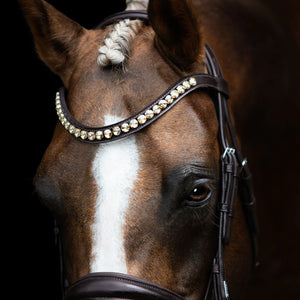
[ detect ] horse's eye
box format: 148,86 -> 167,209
184,183 -> 212,207
190,186 -> 211,201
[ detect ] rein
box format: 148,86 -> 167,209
54,10 -> 259,300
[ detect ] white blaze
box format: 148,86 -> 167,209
90,115 -> 140,273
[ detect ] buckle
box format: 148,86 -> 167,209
222,147 -> 235,159
223,281 -> 230,299
242,158 -> 248,167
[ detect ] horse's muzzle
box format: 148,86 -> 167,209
65,272 -> 185,300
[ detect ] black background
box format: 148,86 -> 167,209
12,1 -> 125,299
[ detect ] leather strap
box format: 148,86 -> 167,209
94,10 -> 149,29
203,43 -> 258,300
58,73 -> 229,144
65,273 -> 185,300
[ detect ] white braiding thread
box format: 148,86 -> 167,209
97,0 -> 149,67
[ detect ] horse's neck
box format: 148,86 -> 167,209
194,0 -> 299,126
194,0 -> 298,100
194,0 -> 300,199
197,3 -> 299,297
194,6 -> 300,296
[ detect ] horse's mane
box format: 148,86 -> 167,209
97,0 -> 148,67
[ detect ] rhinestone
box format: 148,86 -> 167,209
121,123 -> 130,133
158,100 -> 168,109
74,129 -> 81,138
189,77 -> 197,86
96,131 -> 104,140
137,115 -> 147,124
113,126 -> 121,136
61,117 -> 67,125
56,104 -> 61,110
80,131 -> 88,140
177,85 -> 185,94
64,122 -> 70,130
153,105 -> 161,114
88,132 -> 96,141
170,90 -> 179,99
69,125 -> 75,134
165,95 -> 173,104
145,110 -> 154,119
104,129 -> 112,139
183,81 -> 191,89
129,119 -> 139,129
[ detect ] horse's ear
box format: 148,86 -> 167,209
148,0 -> 203,71
19,0 -> 85,86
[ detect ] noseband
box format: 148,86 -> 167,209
54,10 -> 259,300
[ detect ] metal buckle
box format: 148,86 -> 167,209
222,147 -> 235,159
242,158 -> 248,167
223,281 -> 229,299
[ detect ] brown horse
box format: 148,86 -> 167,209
19,0 -> 300,299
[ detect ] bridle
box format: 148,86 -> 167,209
53,10 -> 259,300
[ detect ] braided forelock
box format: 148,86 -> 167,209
97,0 -> 149,67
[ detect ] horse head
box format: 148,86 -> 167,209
20,0 -> 255,298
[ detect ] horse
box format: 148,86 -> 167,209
19,0 -> 300,299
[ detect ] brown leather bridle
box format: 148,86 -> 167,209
53,10 -> 259,300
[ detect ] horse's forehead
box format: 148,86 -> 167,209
142,96 -> 218,164
39,26 -> 218,191
68,63 -> 177,130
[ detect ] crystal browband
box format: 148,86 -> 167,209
55,74 -> 229,143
